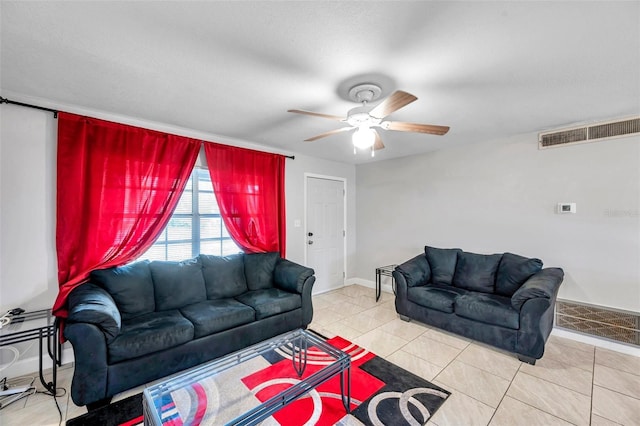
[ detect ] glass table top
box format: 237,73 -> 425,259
143,329 -> 351,426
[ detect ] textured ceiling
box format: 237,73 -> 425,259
1,1 -> 639,164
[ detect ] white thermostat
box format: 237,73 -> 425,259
557,203 -> 577,214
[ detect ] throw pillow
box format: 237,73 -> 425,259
496,253 -> 543,297
244,252 -> 280,290
395,254 -> 431,287
452,251 -> 503,294
150,257 -> 207,311
200,253 -> 248,299
425,246 -> 462,286
90,260 -> 155,320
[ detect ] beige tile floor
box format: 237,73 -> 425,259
2,284 -> 639,425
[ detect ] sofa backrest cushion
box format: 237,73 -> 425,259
150,257 -> 206,310
425,246 -> 462,286
244,252 -> 279,290
90,260 -> 155,320
453,251 -> 503,294
200,253 -> 248,299
496,253 -> 543,296
396,254 -> 431,287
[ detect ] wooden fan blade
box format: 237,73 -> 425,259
385,121 -> 450,135
369,91 -> 417,119
373,130 -> 385,151
288,109 -> 344,121
304,126 -> 353,142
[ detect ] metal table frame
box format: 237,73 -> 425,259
143,329 -> 351,425
0,309 -> 61,395
375,264 -> 397,302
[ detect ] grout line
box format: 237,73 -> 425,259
502,395 -> 581,426
593,382 -> 640,402
505,365 -> 586,425
590,345 -> 596,425
487,355 -> 524,425
517,370 -> 594,398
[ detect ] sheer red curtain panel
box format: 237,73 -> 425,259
53,112 -> 201,318
203,142 -> 286,257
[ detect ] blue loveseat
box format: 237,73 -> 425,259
64,252 -> 315,409
393,246 -> 563,364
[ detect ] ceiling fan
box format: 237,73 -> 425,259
288,83 -> 449,156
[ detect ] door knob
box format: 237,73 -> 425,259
308,240 -> 314,245
308,232 -> 313,237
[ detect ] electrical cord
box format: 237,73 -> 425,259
0,308 -> 26,329
37,385 -> 66,426
0,375 -> 36,410
0,316 -> 11,328
0,374 -> 65,426
0,346 -> 20,373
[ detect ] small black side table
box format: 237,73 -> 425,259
0,309 -> 61,395
375,264 -> 397,302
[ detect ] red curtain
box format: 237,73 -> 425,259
53,112 -> 201,318
203,143 -> 286,257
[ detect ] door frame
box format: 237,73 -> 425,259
303,173 -> 347,287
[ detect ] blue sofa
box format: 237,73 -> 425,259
64,252 -> 315,409
393,246 -> 563,364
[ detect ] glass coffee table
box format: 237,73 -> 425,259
143,329 -> 351,425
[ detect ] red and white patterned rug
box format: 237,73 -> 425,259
68,335 -> 450,426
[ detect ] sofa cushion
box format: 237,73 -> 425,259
91,260 -> 155,320
107,310 -> 194,363
235,288 -> 301,320
244,252 -> 279,290
200,254 -> 248,299
396,254 -> 431,287
425,246 -> 462,286
455,292 -> 520,330
179,299 -> 255,338
453,252 -> 503,294
407,284 -> 468,313
496,253 -> 543,297
150,258 -> 207,311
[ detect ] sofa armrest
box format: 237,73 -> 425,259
64,322 -> 109,406
274,258 -> 315,327
274,259 -> 315,294
394,254 -> 431,287
511,268 -> 564,311
67,283 -> 122,343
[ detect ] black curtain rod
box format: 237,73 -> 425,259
0,95 -> 295,160
0,96 -> 59,118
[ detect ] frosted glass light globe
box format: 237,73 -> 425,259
352,127 -> 375,149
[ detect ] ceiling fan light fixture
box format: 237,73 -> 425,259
352,126 -> 376,149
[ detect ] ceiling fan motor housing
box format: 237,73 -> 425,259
348,83 -> 382,104
346,106 -> 382,127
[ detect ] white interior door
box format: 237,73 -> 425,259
306,176 -> 345,294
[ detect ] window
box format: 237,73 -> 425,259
139,168 -> 241,261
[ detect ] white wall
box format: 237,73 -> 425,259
0,106 -> 58,312
0,101 -> 356,375
356,132 -> 640,312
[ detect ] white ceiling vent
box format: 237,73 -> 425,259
539,117 -> 640,149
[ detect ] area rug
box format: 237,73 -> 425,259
67,335 -> 450,425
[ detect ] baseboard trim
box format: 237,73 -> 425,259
2,346 -> 75,380
344,278 -> 393,295
551,327 -> 640,357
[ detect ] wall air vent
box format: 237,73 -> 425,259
539,117 -> 640,149
556,299 -> 639,346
